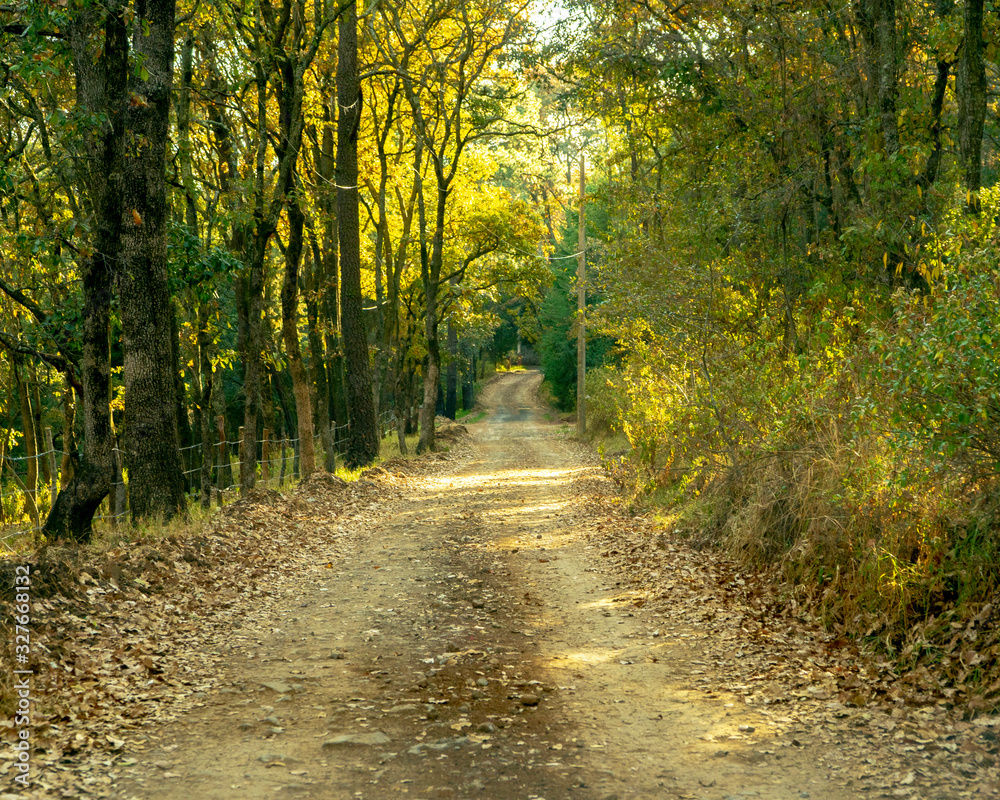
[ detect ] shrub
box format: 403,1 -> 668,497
880,189 -> 1000,480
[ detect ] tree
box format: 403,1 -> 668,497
42,4 -> 130,539
373,0 -> 533,453
338,0 -> 380,468
117,0 -> 186,520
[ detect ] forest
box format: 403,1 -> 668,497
2,0 -> 1000,686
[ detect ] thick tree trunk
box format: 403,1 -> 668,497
315,81 -> 348,452
118,0 -> 185,521
43,247 -> 115,541
281,196 -> 315,477
337,0 -> 379,468
238,61 -> 268,495
43,6 -> 124,541
957,0 -> 987,208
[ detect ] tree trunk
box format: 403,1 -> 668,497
28,362 -> 47,485
957,0 -> 987,208
445,287 -> 458,420
60,386 -> 76,488
240,245 -> 266,493
117,0 -> 185,522
417,292 -> 441,454
417,175 -> 448,454
171,303 -> 194,491
315,76 -> 349,454
197,303 -> 214,508
857,0 -> 900,155
338,0 -> 379,468
43,6 -> 123,541
235,61 -> 270,496
445,325 -> 458,420
305,238 -> 336,471
14,363 -> 38,527
462,344 -> 474,411
281,195 -> 316,477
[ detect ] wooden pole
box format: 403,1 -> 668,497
576,151 -> 587,437
238,426 -> 246,494
216,414 -> 227,505
44,427 -> 57,508
261,428 -> 270,486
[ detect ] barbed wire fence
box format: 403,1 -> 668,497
0,411 -> 395,552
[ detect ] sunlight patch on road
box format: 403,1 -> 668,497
579,592 -> 647,611
548,649 -> 618,665
509,501 -> 572,516
423,466 -> 592,494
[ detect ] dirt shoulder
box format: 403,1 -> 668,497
2,371 -> 998,799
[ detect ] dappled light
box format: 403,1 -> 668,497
0,0 -> 996,791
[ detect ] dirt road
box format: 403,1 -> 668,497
101,371 -> 994,800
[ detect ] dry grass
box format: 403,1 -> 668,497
591,405 -> 1000,711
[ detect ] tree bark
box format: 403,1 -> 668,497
305,237 -> 336,471
416,172 -> 448,454
28,362 -> 47,485
315,79 -> 349,452
197,302 -> 214,508
957,0 -> 987,208
59,386 -> 76,488
337,0 -> 379,468
281,194 -> 316,477
118,0 -> 186,521
857,0 -> 900,155
43,5 -> 123,541
14,362 -> 38,527
170,303 -> 194,490
445,314 -> 458,420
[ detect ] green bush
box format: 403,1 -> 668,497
880,188 -> 1000,479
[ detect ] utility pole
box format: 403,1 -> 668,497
576,151 -> 586,437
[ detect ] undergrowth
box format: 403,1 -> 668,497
585,207 -> 1000,714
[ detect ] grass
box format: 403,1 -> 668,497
372,429 -> 421,463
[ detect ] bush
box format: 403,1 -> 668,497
880,190 -> 1000,480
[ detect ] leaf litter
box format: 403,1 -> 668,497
0,375 -> 998,799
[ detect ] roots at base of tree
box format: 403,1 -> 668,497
43,462 -> 112,543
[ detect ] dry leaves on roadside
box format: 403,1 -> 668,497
0,455 -> 449,799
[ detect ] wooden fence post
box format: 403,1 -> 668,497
238,426 -> 246,493
216,415 -> 227,506
261,428 -> 270,486
44,427 -> 57,508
